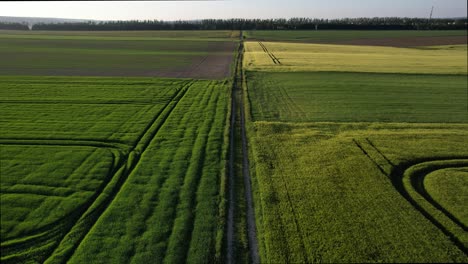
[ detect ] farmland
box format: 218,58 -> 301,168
424,167 -> 468,226
249,122 -> 468,263
0,31 -> 233,263
243,31 -> 468,263
0,30 -> 237,78
1,26 -> 468,264
244,41 -> 467,74
244,30 -> 467,46
246,72 -> 468,123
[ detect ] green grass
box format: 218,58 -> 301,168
62,80 -> 229,264
244,41 -> 467,74
246,71 -> 468,123
424,167 -> 468,227
248,122 -> 468,263
1,145 -> 114,241
244,30 -> 466,42
0,76 -> 183,144
1,76 -> 230,263
0,31 -> 235,77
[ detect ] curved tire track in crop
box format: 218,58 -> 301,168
0,81 -> 193,264
44,81 -> 192,264
0,142 -> 122,263
404,161 -> 468,232
355,139 -> 468,254
390,158 -> 468,254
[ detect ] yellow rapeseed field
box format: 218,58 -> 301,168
244,41 -> 467,74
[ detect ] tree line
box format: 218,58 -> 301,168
0,22 -> 29,30
2,17 -> 467,31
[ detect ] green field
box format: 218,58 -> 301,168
425,167 -> 468,226
246,71 -> 468,123
1,145 -> 114,240
244,41 -> 467,74
0,76 -> 230,263
249,122 -> 468,263
0,31 -> 236,78
2,28 -> 468,264
0,30 -> 240,40
243,32 -> 468,262
244,30 -> 466,42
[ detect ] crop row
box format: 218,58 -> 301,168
63,80 -> 230,264
248,122 -> 468,263
1,77 -> 231,263
1,80 -> 189,263
245,71 -> 468,123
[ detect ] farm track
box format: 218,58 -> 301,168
227,33 -> 260,264
240,38 -> 260,264
0,81 -> 192,263
354,138 -> 468,254
258,42 -> 281,65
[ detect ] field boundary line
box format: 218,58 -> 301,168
0,138 -> 128,151
226,65 -> 236,264
239,39 -> 260,264
0,100 -> 160,105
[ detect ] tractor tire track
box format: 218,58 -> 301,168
0,81 -> 192,263
408,162 -> 468,232
0,146 -> 120,263
45,81 -> 193,264
364,139 -> 467,232
258,42 -> 281,65
391,158 -> 468,254
354,139 -> 468,254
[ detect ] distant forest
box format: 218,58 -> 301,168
1,17 -> 467,31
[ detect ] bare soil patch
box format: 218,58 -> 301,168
147,41 -> 236,79
335,36 -> 467,47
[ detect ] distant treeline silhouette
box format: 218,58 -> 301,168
3,17 -> 467,31
0,22 -> 29,30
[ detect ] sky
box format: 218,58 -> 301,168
0,0 -> 466,21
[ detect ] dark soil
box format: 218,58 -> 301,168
335,36 -> 467,47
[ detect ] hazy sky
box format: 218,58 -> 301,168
0,0 -> 466,21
